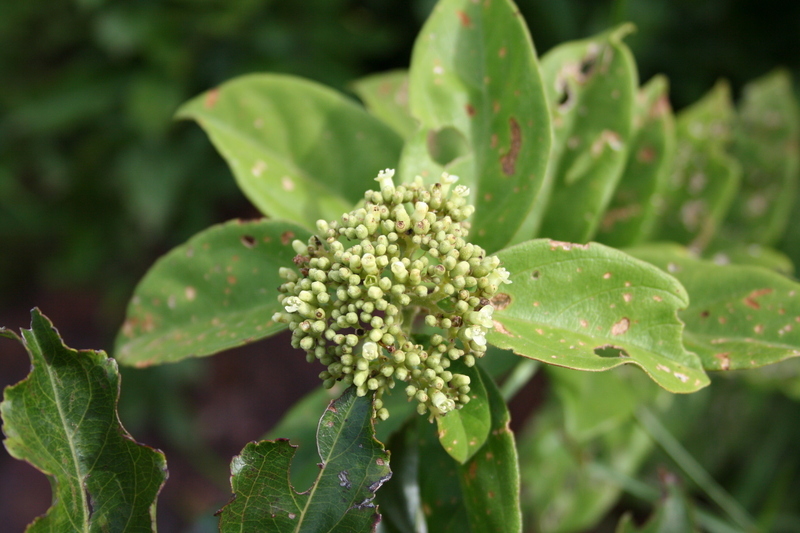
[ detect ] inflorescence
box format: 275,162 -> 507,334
273,169 -> 511,420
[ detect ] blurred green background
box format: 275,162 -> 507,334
2,0 -> 799,531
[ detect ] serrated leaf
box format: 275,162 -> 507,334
596,75 -> 676,246
488,239 -> 709,393
400,0 -> 552,253
218,387 -> 391,532
1,309 -> 167,532
351,70 -> 417,140
723,69 -> 800,246
115,219 -> 309,367
177,74 -> 403,229
654,81 -> 741,251
457,364 -> 521,533
536,24 -> 638,243
627,244 -> 800,371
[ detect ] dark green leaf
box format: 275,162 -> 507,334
654,81 -> 741,251
616,473 -> 700,533
1,309 -> 167,532
115,219 -> 309,366
401,0 -> 552,253
218,387 -> 391,532
177,74 -> 404,229
596,75 -> 676,246
488,239 -> 709,392
537,24 -> 638,243
628,244 -> 800,371
723,69 -> 800,246
457,364 -> 521,533
351,70 -> 417,140
436,359 -> 490,463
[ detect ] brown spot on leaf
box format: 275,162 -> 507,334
457,10 -> 472,27
204,88 -> 220,109
465,103 -> 476,117
714,352 -> 731,370
500,117 -> 522,176
611,317 -> 630,335
743,288 -> 772,309
637,146 -> 656,163
241,235 -> 256,248
498,47 -> 507,58
492,320 -> 513,336
491,292 -> 511,311
281,231 -> 295,245
549,240 -> 590,251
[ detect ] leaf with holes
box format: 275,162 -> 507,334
596,75 -> 676,247
436,359 -> 490,463
218,387 -> 391,532
399,0 -> 552,254
722,69 -> 800,247
487,239 -> 709,392
351,70 -> 417,140
177,74 -> 403,230
1,309 -> 167,532
536,24 -> 638,243
628,243 -> 800,371
653,81 -> 741,251
115,219 -> 310,367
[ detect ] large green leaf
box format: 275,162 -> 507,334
536,24 -> 638,243
218,387 -> 391,532
722,69 -> 800,246
400,0 -> 552,254
654,81 -> 741,251
350,70 -> 417,140
177,74 -> 404,229
457,365 -> 521,533
1,309 -> 167,532
628,244 -> 800,371
488,239 -> 709,393
596,75 -> 676,247
115,219 -> 310,367
435,359 -> 490,463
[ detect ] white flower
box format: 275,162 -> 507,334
374,168 -> 396,192
440,172 -> 459,185
454,184 -> 471,197
470,325 -> 487,347
283,296 -> 302,313
470,305 -> 494,328
362,341 -> 380,361
488,267 -> 512,286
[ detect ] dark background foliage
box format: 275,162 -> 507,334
2,0 -> 799,531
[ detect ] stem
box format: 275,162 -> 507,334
499,359 -> 539,401
636,407 -> 758,532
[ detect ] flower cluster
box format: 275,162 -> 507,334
273,169 -> 511,420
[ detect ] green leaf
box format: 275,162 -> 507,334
536,24 -> 638,243
457,364 -> 522,533
654,81 -> 741,251
488,239 -> 709,393
722,69 -> 800,246
218,387 -> 391,532
115,219 -> 310,366
400,0 -> 552,253
627,244 -> 800,371
177,74 -> 404,229
596,75 -> 676,246
436,359 -> 490,463
374,421 -> 425,533
1,309 -> 167,532
703,244 -> 794,276
351,70 -> 417,140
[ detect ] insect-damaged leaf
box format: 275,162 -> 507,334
177,74 -> 403,230
536,24 -> 638,244
351,70 -> 417,140
596,75 -> 676,247
628,244 -> 800,371
653,81 -> 741,252
1,309 -> 167,532
218,387 -> 391,532
400,0 -> 552,254
115,219 -> 310,367
722,69 -> 800,247
488,239 -> 709,393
